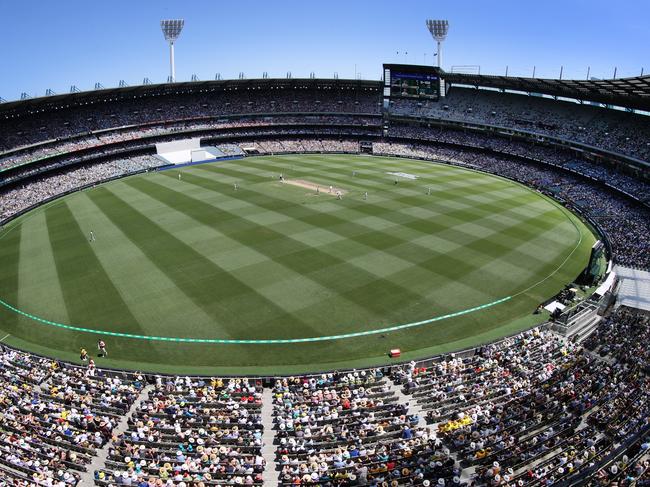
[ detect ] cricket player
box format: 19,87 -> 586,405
98,339 -> 107,357
364,191 -> 368,200
89,231 -> 96,242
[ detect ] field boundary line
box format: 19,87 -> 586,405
0,155 -> 589,346
0,296 -> 512,344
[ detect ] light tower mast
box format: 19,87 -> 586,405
160,19 -> 184,83
425,19 -> 449,69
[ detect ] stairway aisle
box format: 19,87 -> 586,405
78,384 -> 154,487
388,378 -> 475,483
261,386 -> 279,485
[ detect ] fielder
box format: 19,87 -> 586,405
98,339 -> 107,357
89,231 -> 96,242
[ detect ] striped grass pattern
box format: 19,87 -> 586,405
0,155 -> 595,374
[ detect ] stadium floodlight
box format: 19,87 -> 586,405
160,19 -> 184,83
426,19 -> 449,68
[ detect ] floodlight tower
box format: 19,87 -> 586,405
426,19 -> 449,69
161,19 -> 184,83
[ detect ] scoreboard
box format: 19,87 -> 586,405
383,64 -> 443,103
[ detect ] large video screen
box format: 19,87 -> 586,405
384,64 -> 441,101
391,72 -> 439,99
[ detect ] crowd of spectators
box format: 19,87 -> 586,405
389,87 -> 650,161
247,139 -> 360,155
0,115 -> 380,173
0,88 -> 382,151
0,346 -> 144,486
388,124 -> 650,203
393,312 -> 650,486
0,315 -> 645,487
0,308 -> 646,487
95,376 -> 265,486
0,155 -> 162,222
0,127 -> 377,191
272,370 -> 463,486
584,306 -> 650,372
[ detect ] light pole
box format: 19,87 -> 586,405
425,19 -> 449,69
160,19 -> 184,83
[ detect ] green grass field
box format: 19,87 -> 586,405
0,154 -> 596,374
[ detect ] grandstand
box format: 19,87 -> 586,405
0,22 -> 649,487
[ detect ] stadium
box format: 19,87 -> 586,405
0,9 -> 649,487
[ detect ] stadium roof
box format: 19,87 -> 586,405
445,72 -> 650,112
2,71 -> 650,116
0,78 -> 381,118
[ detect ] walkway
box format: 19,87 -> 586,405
77,384 -> 154,487
261,386 -> 279,485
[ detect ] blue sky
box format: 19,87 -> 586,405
2,0 -> 648,101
